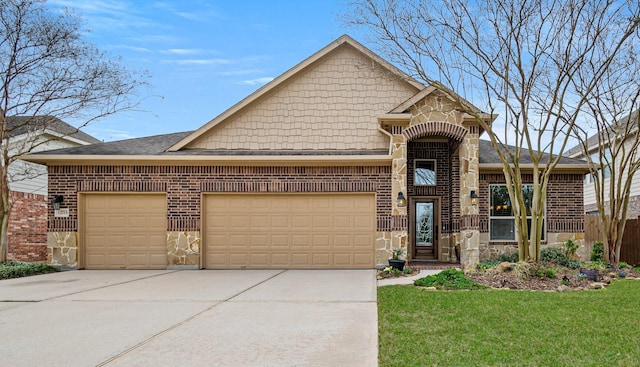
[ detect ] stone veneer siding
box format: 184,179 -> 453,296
8,191 -> 48,261
477,173 -> 585,261
47,165 -> 394,268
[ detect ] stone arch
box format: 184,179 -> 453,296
402,121 -> 468,142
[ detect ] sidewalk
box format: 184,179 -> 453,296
376,269 -> 442,286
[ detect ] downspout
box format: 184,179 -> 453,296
378,121 -> 394,155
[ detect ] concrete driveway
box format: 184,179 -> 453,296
0,269 -> 377,367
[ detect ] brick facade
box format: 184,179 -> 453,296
8,190 -> 48,261
48,165 -> 393,232
407,141 -> 456,233
478,173 -> 584,235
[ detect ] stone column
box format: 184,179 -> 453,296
458,127 -> 480,269
391,133 -> 408,257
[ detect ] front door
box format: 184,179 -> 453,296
412,199 -> 438,260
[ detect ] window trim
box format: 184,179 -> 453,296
489,184 -> 546,242
413,159 -> 437,186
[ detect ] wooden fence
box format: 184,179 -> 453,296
584,215 -> 640,265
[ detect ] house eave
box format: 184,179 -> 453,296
20,154 -> 393,167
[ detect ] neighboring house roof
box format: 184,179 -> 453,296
7,116 -> 101,144
566,110 -> 640,158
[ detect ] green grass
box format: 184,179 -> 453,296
0,260 -> 59,280
378,281 -> 640,367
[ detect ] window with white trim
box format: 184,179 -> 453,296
489,184 -> 545,241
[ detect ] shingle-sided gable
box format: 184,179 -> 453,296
184,43 -> 420,151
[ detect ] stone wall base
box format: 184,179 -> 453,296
47,232 -> 78,268
479,232 -> 586,262
167,231 -> 200,266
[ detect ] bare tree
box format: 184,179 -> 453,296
572,41 -> 640,263
0,0 -> 149,262
346,0 -> 640,261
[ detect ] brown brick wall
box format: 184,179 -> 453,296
47,165 -> 393,232
7,191 -> 48,261
407,141 -> 454,233
478,173 -> 584,234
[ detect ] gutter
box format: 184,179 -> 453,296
20,154 -> 393,167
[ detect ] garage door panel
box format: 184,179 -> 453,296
271,234 -> 290,248
84,194 -> 167,270
204,194 -> 375,269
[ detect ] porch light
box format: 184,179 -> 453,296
397,192 -> 407,207
470,190 -> 478,206
52,195 -> 64,210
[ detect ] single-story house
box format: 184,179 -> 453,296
23,35 -> 587,270
7,116 -> 100,261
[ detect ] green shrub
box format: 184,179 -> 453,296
0,261 -> 59,280
541,247 -> 568,264
414,268 -> 486,290
591,241 -> 604,262
497,252 -> 519,263
403,266 -> 413,274
564,239 -> 579,260
476,260 -> 501,270
545,268 -> 556,278
564,260 -> 582,269
619,262 -> 628,269
584,261 -> 606,270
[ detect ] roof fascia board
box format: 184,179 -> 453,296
479,163 -> 589,173
20,154 -> 393,167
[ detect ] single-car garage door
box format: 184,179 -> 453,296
82,194 -> 167,269
204,193 -> 375,269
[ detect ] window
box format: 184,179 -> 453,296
489,184 -> 545,241
414,160 -> 436,186
590,151 -> 611,179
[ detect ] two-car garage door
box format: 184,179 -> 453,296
203,194 -> 376,269
81,193 -> 376,269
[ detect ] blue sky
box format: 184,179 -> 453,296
48,0 -> 355,142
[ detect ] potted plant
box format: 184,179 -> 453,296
388,248 -> 406,271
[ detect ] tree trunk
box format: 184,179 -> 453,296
0,166 -> 9,263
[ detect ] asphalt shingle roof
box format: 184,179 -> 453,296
29,130 -> 584,166
7,116 -> 101,144
478,139 -> 584,165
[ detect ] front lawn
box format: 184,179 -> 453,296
379,281 -> 640,366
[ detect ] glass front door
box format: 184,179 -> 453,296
412,200 -> 438,259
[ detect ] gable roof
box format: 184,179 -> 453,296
167,34 -> 425,152
7,116 -> 101,144
566,109 -> 640,158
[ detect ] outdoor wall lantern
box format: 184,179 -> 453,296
470,190 -> 478,206
397,192 -> 407,207
52,195 -> 64,210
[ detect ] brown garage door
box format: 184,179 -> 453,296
82,194 -> 167,269
204,193 -> 375,269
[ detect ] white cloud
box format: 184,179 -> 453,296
166,58 -> 232,66
84,127 -> 136,142
219,69 -> 265,76
238,77 -> 275,86
161,49 -> 207,55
